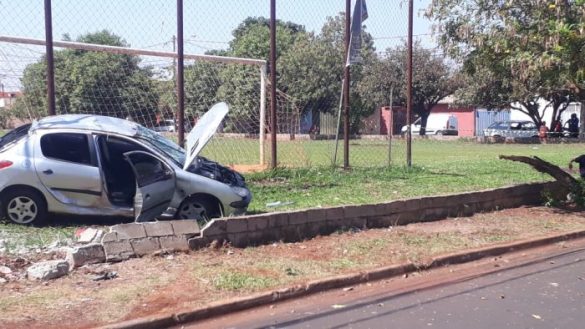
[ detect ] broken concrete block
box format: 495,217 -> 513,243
143,221 -> 174,237
201,219 -> 227,237
27,260 -> 69,280
159,236 -> 190,252
130,237 -> 161,256
170,220 -> 200,236
66,244 -> 106,269
103,240 -> 134,262
110,223 -> 146,240
0,265 -> 11,274
76,228 -> 102,244
101,232 -> 118,243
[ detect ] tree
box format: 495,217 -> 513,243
360,42 -> 461,135
427,0 -> 585,129
216,17 -> 306,133
14,30 -> 157,125
279,13 -> 377,134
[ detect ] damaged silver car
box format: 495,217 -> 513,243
0,102 -> 251,225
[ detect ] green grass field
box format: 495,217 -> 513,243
242,138 -> 583,213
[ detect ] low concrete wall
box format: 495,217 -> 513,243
94,182 -> 565,260
189,182 -> 566,249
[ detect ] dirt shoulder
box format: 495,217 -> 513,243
1,206 -> 585,329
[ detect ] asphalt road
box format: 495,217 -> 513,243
192,241 -> 585,329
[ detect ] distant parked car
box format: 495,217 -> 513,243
152,119 -> 176,133
483,120 -> 539,138
0,103 -> 251,225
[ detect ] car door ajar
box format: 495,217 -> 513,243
123,151 -> 175,222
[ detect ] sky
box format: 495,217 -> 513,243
0,0 -> 435,91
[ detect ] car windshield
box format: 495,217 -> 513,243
136,126 -> 185,166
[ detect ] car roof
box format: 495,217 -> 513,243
31,114 -> 139,136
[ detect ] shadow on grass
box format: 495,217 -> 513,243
28,214 -> 134,228
426,170 -> 468,177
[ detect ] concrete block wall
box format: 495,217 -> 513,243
102,220 -> 200,262
188,182 -> 566,249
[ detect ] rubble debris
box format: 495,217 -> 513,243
92,271 -> 118,281
66,244 -> 106,269
27,260 -> 69,280
0,265 -> 12,274
75,228 -> 104,244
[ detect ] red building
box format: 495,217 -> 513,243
374,98 -> 476,137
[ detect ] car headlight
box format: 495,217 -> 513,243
231,186 -> 249,198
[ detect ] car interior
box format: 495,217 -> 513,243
96,135 -> 146,206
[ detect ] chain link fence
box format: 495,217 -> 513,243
0,0 -> 435,169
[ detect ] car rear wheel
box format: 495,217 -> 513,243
175,197 -> 220,226
1,188 -> 48,225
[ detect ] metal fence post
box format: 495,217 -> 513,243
44,0 -> 55,116
343,0 -> 351,169
270,0 -> 277,169
406,0 -> 413,167
176,0 -> 185,147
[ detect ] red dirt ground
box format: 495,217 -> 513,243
1,206 -> 585,329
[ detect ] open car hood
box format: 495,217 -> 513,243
183,102 -> 229,171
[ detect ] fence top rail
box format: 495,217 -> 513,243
0,35 -> 266,67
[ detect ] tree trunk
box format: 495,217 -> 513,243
499,155 -> 579,191
419,112 -> 429,136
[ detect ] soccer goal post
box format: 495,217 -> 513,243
0,35 -> 268,168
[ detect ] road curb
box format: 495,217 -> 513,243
97,229 -> 585,329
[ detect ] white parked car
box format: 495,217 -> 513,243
152,119 -> 176,133
401,113 -> 459,136
0,102 -> 251,225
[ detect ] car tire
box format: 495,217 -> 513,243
175,197 -> 220,226
1,188 -> 48,225
435,131 -> 444,136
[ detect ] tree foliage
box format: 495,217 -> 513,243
428,0 -> 585,128
359,41 -> 461,135
13,30 -> 157,125
213,17 -> 307,133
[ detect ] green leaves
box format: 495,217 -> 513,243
17,30 -> 157,123
429,0 -> 585,127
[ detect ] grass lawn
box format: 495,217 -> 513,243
244,139 -> 583,213
1,138 -> 584,253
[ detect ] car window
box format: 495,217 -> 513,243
521,122 -> 537,130
0,123 -> 31,151
126,152 -> 172,187
40,133 -> 92,165
510,122 -> 521,130
488,122 -> 507,129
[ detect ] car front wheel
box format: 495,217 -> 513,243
175,197 -> 220,226
1,188 -> 48,225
